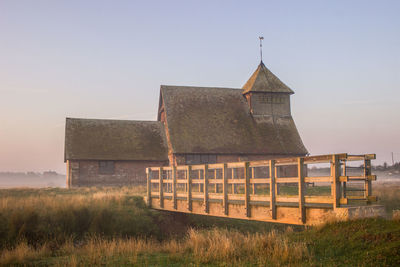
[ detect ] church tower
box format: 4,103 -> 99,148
242,61 -> 294,117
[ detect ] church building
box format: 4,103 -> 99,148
64,61 -> 308,187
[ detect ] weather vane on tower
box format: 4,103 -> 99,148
259,36 -> 264,63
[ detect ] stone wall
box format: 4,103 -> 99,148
66,160 -> 167,187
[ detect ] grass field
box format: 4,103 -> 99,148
0,185 -> 399,266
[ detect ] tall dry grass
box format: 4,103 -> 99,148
373,184 -> 400,216
0,227 -> 311,266
0,186 -> 146,211
1,184 -> 398,265
0,186 -> 166,250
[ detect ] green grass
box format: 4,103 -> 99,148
0,186 -> 399,266
292,218 -> 400,266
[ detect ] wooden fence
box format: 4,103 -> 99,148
146,154 -> 377,225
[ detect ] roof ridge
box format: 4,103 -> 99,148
66,117 -> 160,124
161,85 -> 241,91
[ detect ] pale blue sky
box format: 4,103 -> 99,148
0,0 -> 399,173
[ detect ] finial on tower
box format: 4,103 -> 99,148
259,36 -> 264,63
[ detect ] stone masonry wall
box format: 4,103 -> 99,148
66,160 -> 167,187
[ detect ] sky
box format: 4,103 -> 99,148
0,0 -> 399,173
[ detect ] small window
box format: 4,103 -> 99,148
99,161 -> 115,174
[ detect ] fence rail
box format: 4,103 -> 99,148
146,153 -> 377,225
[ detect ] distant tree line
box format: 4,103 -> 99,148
0,171 -> 63,178
374,162 -> 400,171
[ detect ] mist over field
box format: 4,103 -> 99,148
0,172 -> 65,188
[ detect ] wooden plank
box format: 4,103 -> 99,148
204,164 -> 209,213
305,176 -> 331,183
176,193 -> 187,198
344,175 -> 377,181
269,160 -> 276,219
159,167 -> 164,208
209,193 -> 223,200
176,179 -> 187,184
249,178 -> 271,184
207,163 -> 224,169
340,198 -> 348,205
227,179 -> 245,184
331,155 -> 340,208
146,168 -> 151,207
227,194 -> 245,201
191,165 -> 204,171
276,177 -> 298,184
298,157 -> 306,224
275,158 -> 297,165
227,162 -> 246,168
223,164 -> 228,215
349,154 -> 377,161
346,196 -> 368,200
250,195 -> 269,202
192,193 -> 204,199
176,166 -> 188,171
187,166 -> 192,211
365,154 -> 376,160
208,179 -> 222,184
346,155 -> 366,161
304,154 -> 333,163
305,196 -> 333,204
277,196 -> 298,203
244,162 -> 250,217
249,160 -> 269,167
172,166 -> 177,209
304,153 -> 348,164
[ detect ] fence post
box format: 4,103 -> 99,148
159,167 -> 164,208
364,159 -> 372,198
298,157 -> 306,224
172,166 -> 177,209
244,162 -> 250,217
214,169 -> 217,193
331,155 -> 340,209
146,168 -> 152,207
251,167 -> 255,194
187,165 -> 192,211
269,160 -> 276,220
342,160 -> 347,198
204,164 -> 209,213
223,163 -> 228,215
